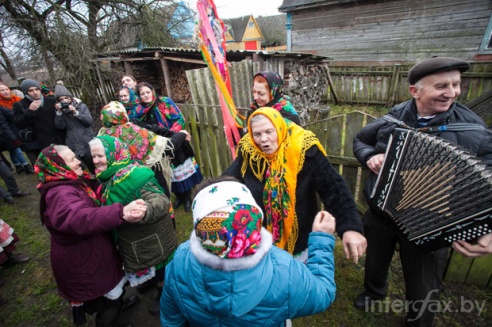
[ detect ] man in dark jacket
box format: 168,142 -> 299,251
352,57 -> 492,326
13,79 -> 65,164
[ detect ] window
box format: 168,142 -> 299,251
248,22 -> 254,28
479,13 -> 492,53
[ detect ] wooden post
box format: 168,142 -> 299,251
124,61 -> 133,77
159,58 -> 173,99
386,64 -> 401,107
325,65 -> 339,105
252,53 -> 264,71
94,61 -> 108,104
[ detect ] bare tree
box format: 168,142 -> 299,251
0,0 -> 195,105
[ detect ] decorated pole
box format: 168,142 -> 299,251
196,0 -> 243,159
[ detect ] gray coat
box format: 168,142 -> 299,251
54,101 -> 94,157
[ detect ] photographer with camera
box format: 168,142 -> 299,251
54,82 -> 95,172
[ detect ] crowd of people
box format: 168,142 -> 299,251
0,60 -> 491,327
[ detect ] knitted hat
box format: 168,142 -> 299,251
54,84 -> 72,99
192,181 -> 263,259
408,57 -> 469,85
20,79 -> 41,95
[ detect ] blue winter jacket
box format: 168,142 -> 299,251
160,229 -> 336,327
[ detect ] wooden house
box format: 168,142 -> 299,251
278,0 -> 492,62
223,14 -> 287,51
224,15 -> 265,50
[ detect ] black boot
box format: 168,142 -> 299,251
183,190 -> 192,212
15,165 -> 24,174
173,192 -> 184,209
23,164 -> 35,174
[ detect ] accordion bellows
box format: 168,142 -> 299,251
370,128 -> 492,250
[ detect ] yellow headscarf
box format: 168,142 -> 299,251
239,107 -> 326,253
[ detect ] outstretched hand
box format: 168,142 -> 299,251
123,199 -> 147,223
312,211 -> 336,234
342,231 -> 367,264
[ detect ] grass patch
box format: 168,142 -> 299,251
1,127 -> 491,326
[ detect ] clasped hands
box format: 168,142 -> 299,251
122,199 -> 147,223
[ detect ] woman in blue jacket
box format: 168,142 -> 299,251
160,177 -> 337,327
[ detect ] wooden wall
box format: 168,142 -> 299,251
290,0 -> 492,61
326,61 -> 492,106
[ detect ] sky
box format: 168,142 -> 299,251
195,0 -> 284,19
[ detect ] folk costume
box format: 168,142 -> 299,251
95,135 -> 176,287
160,180 -> 337,326
132,82 -> 202,212
224,107 -> 363,256
98,101 -> 173,197
249,71 -> 301,125
35,145 -> 127,326
119,86 -> 139,119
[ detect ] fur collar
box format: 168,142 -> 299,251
189,228 -> 273,271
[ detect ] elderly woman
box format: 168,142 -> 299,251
249,71 -> 301,126
98,101 -> 174,196
89,135 -> 177,315
35,144 -> 146,326
224,107 -> 366,262
132,82 -> 202,212
160,177 -> 337,326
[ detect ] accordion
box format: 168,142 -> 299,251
370,128 -> 492,251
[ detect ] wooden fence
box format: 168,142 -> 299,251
178,104 -> 491,288
327,61 -> 492,107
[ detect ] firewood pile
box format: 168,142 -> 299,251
284,61 -> 331,125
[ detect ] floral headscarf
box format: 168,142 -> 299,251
250,71 -> 298,119
192,181 -> 263,259
132,82 -> 185,132
35,145 -> 100,222
98,101 -> 168,166
238,107 -> 326,254
119,86 -> 139,119
95,135 -> 162,206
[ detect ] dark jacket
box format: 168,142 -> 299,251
0,106 -> 21,151
117,185 -> 177,273
41,183 -> 125,302
130,119 -> 194,166
13,96 -> 65,150
353,99 -> 492,201
224,146 -> 363,254
54,102 -> 94,157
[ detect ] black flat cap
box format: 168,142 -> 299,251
408,57 -> 470,85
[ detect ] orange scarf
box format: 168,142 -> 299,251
239,107 -> 326,253
0,94 -> 22,110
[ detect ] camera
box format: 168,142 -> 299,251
60,102 -> 70,113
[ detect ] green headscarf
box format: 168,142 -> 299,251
95,135 -> 163,206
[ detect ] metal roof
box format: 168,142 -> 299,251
98,46 -> 332,61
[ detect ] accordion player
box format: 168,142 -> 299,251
370,128 -> 492,251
